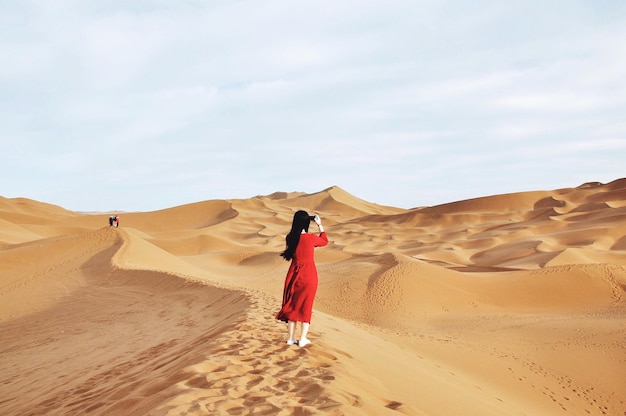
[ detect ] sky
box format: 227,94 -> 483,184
1,0 -> 625,212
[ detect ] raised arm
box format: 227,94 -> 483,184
312,215 -> 328,246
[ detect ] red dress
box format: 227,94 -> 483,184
276,232 -> 328,323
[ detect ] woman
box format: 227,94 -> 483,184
276,210 -> 328,347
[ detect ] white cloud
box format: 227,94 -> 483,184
495,92 -> 603,113
1,0 -> 625,211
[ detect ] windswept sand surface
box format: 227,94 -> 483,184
1,179 -> 625,415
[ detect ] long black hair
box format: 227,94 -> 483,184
280,210 -> 314,261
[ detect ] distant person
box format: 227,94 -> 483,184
109,216 -> 115,227
115,216 -> 120,228
276,210 -> 328,347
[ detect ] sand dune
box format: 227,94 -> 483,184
1,180 -> 625,415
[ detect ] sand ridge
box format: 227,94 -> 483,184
1,179 -> 625,415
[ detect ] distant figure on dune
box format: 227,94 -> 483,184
276,210 -> 328,347
109,216 -> 120,228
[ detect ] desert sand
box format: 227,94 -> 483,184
1,179 -> 625,415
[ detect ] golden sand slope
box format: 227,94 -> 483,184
1,180 -> 625,415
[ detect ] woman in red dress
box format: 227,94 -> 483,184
276,210 -> 328,347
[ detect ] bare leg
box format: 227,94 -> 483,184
287,321 -> 297,343
300,322 -> 310,346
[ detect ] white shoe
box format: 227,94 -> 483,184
286,339 -> 297,345
299,338 -> 311,347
